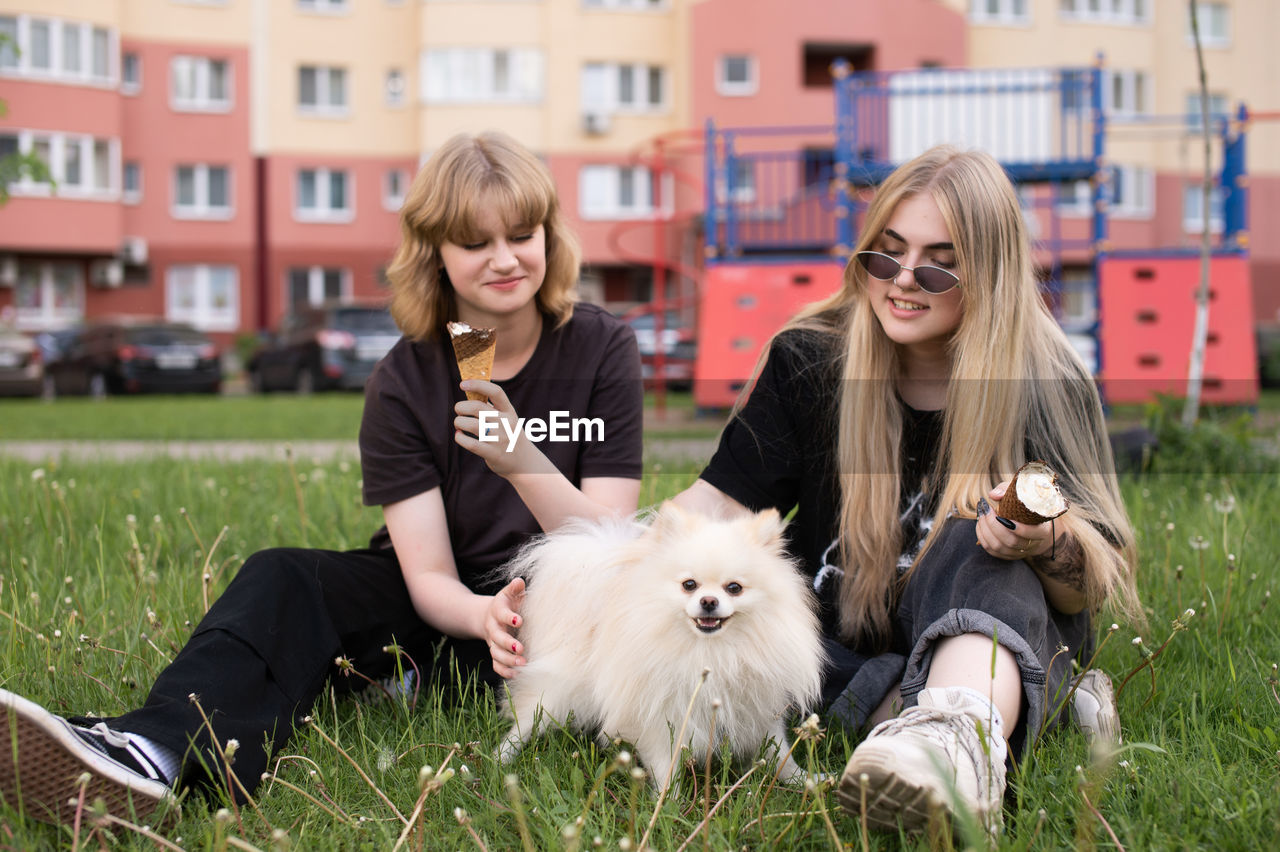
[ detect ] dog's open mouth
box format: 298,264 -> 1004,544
694,616 -> 727,633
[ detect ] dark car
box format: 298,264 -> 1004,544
620,307 -> 696,390
43,321 -> 222,397
0,327 -> 43,397
247,303 -> 401,393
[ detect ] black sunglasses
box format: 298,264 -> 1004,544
855,251 -> 960,295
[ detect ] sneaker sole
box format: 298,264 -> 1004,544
0,689 -> 176,827
836,755 -> 949,832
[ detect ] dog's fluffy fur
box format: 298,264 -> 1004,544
497,503 -> 826,792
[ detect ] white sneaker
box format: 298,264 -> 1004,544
1072,669 -> 1121,752
0,688 -> 177,826
837,686 -> 1007,835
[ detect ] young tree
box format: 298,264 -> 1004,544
1182,0 -> 1214,427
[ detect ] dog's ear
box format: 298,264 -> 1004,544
648,500 -> 697,539
746,508 -> 786,549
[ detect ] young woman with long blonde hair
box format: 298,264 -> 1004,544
676,145 -> 1141,833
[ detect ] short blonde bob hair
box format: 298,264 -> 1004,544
387,131 -> 580,340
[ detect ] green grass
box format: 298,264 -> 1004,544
0,392 -> 725,441
1,454 -> 1278,848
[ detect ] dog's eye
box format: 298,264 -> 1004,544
681,579 -> 697,592
725,582 -> 743,596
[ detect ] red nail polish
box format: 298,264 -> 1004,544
512,616 -> 519,626
511,643 -> 518,653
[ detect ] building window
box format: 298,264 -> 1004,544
14,262 -> 83,329
1059,0 -> 1148,24
1188,2 -> 1230,46
1057,267 -> 1097,328
123,161 -> 142,203
578,164 -> 673,220
298,0 -> 349,11
385,68 -> 406,106
295,168 -> 352,222
969,0 -> 1029,24
421,48 -> 544,103
167,265 -> 238,331
171,55 -> 231,111
0,16 -> 115,83
1185,91 -> 1229,134
122,52 -> 141,94
1106,164 -> 1152,218
173,164 -> 231,219
3,131 -> 116,197
580,62 -> 666,113
383,169 -> 407,211
1183,183 -> 1224,234
716,54 -> 757,97
288,266 -> 347,308
298,65 -> 348,114
1104,69 -> 1148,116
714,159 -> 756,204
802,42 -> 873,87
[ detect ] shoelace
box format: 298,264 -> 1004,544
84,722 -> 165,781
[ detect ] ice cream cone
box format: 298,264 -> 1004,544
447,321 -> 496,401
998,461 -> 1069,525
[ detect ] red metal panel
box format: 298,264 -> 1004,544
694,261 -> 844,408
1098,254 -> 1258,405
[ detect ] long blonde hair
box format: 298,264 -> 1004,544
387,131 -> 580,340
774,146 -> 1140,648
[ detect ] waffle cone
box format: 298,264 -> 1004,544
998,461 -> 1069,525
447,322 -> 496,401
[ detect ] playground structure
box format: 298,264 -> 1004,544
667,60 -> 1258,409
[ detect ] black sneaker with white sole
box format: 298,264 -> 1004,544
0,688 -> 177,826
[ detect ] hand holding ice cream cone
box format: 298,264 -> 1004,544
447,321 -> 497,401
976,461 -> 1068,562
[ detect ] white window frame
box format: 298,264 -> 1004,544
580,61 -> 667,114
1055,178 -> 1093,217
1185,91 -> 1229,135
0,16 -> 117,86
1104,69 -> 1149,117
383,168 -> 408,211
385,67 -> 406,107
583,0 -> 667,9
714,159 -> 756,204
123,160 -> 143,204
578,164 -> 674,220
294,167 -> 354,223
1106,164 -> 1153,219
716,54 -> 757,97
170,55 -> 232,112
13,261 -> 84,331
1183,183 -> 1225,234
1187,1 -> 1230,47
2,130 -> 118,199
420,47 -> 544,104
288,266 -> 350,308
297,0 -> 351,13
969,0 -> 1031,25
172,164 -> 232,220
1059,0 -> 1149,25
298,65 -> 349,115
121,50 -> 141,94
1057,267 -> 1097,328
166,264 -> 239,332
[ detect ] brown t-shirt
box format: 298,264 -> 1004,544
359,302 -> 643,592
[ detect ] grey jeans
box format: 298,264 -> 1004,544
825,517 -> 1090,756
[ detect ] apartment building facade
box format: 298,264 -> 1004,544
1,0 -> 1277,346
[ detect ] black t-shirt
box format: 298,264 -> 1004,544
700,329 -> 943,636
359,302 -> 643,591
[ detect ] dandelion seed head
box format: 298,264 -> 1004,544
339,461 -> 351,473
1132,636 -> 1144,646
1215,495 -> 1236,514
630,767 -> 646,782
31,468 -> 45,481
616,750 -> 632,766
53,629 -> 61,638
1109,623 -> 1119,632
126,514 -> 137,527
63,596 -> 71,605
1165,522 -> 1175,532
154,514 -> 162,524
64,576 -> 73,585
619,839 -> 634,851
375,748 -> 395,773
453,807 -> 468,823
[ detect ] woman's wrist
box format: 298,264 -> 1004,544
1027,531 -> 1085,593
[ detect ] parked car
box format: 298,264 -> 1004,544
43,321 -> 222,397
0,327 -> 43,397
619,307 -> 697,390
247,303 -> 401,393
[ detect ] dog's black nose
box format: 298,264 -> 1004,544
700,596 -> 718,613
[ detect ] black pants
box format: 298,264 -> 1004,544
93,547 -> 498,797
824,518 -> 1091,756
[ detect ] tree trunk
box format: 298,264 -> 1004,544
1182,0 -> 1214,428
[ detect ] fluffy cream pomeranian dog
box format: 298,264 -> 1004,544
496,502 -> 826,793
